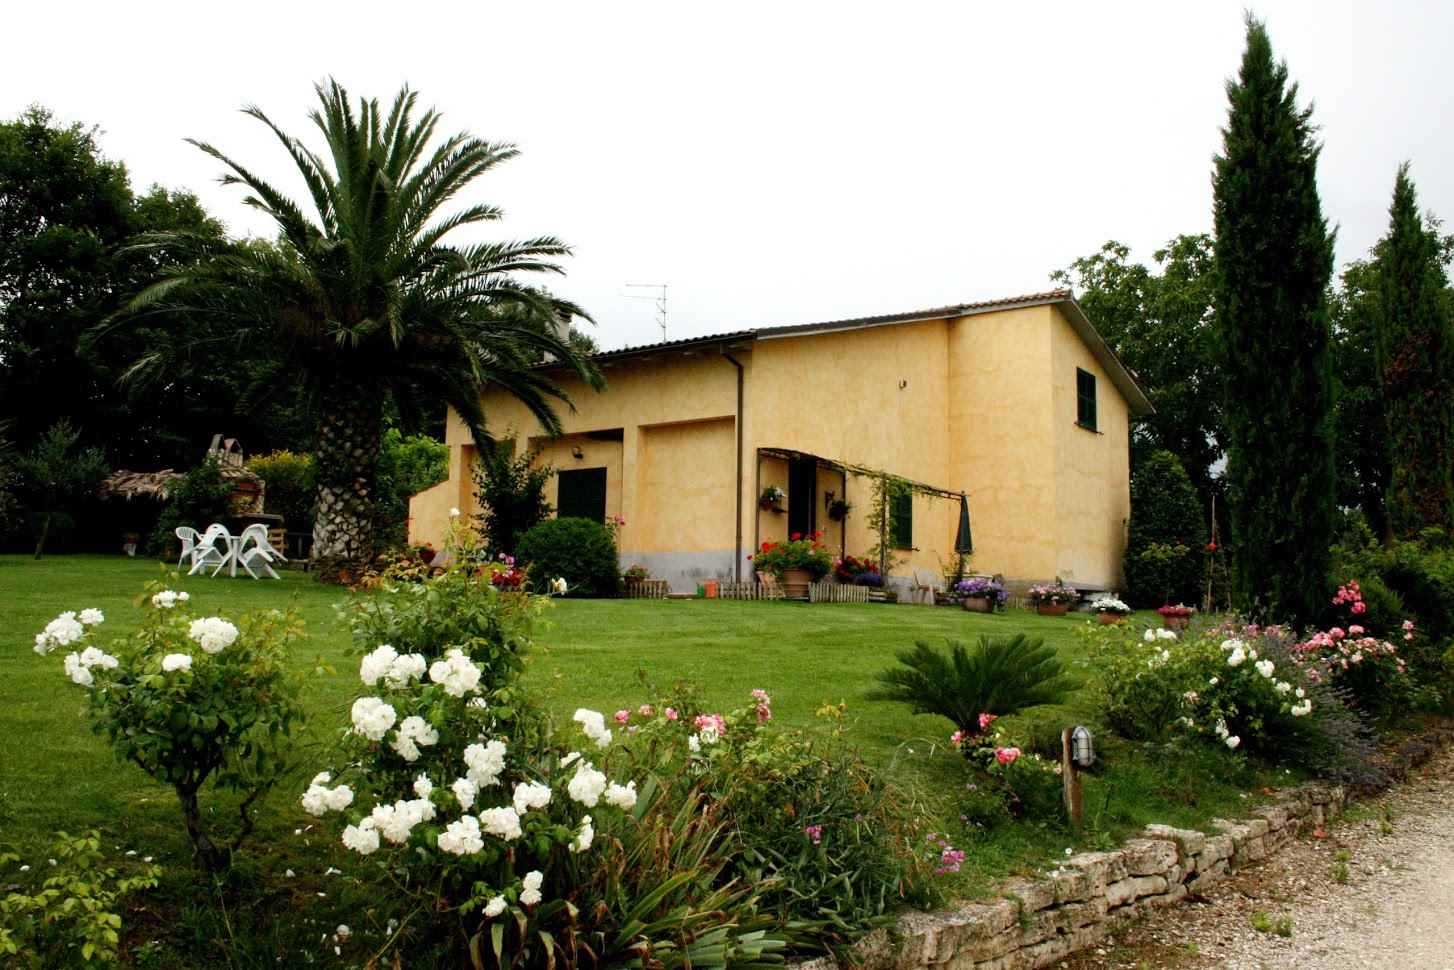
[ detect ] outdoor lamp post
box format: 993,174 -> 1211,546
1061,725 -> 1094,829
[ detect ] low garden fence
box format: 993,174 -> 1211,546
624,579 -> 669,599
808,581 -> 870,604
717,581 -> 784,601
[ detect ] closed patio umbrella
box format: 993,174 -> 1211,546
955,492 -> 973,554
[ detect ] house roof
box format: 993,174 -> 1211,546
573,289 -> 1153,416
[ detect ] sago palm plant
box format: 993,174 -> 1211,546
866,635 -> 1077,737
110,81 -> 600,580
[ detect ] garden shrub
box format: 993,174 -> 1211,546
865,635 -> 1078,742
1122,450 -> 1206,607
32,582 -> 305,871
247,449 -> 315,533
145,457 -> 234,558
313,558 -> 802,966
0,831 -> 160,967
1081,619 -> 1390,790
471,440 -> 554,557
515,516 -> 620,596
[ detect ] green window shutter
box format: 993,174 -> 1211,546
1076,368 -> 1097,430
891,490 -> 913,549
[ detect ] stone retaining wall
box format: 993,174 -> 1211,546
796,782 -> 1349,970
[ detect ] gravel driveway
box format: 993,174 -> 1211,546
1059,743 -> 1454,970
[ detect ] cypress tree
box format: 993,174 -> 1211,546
1377,164 -> 1454,538
1212,17 -> 1336,625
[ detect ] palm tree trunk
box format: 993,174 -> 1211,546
310,373 -> 383,584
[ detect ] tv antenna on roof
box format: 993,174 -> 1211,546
624,283 -> 668,342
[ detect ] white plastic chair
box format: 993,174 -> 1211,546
234,524 -> 283,580
174,527 -> 200,568
188,524 -> 231,576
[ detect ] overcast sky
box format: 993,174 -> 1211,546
5,1 -> 1450,351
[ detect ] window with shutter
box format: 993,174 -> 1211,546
556,468 -> 607,522
1076,368 -> 1098,431
891,490 -> 913,549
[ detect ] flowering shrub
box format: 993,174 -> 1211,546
948,721 -> 1066,824
0,831 -> 161,966
33,582 -> 305,871
955,577 -> 1008,606
1083,620 -> 1386,787
1026,581 -> 1077,606
749,531 -> 833,580
759,485 -> 785,508
1089,595 -> 1132,615
833,553 -> 880,584
1290,579 -> 1421,716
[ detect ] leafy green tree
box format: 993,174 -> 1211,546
373,429 -> 448,553
1331,255 -> 1390,540
1212,17 -> 1337,625
1053,235 -> 1222,495
473,442 -> 554,556
1123,450 -> 1206,606
0,419 -> 17,535
116,82 -> 601,581
16,420 -> 109,558
1376,165 -> 1454,538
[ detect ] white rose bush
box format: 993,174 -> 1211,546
33,579 -> 305,872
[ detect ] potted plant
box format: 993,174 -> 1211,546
749,531 -> 832,599
1157,603 -> 1196,631
1026,580 -> 1077,616
413,542 -> 437,565
827,498 -> 852,521
833,554 -> 878,584
854,569 -> 887,602
1089,595 -> 1132,624
955,577 -> 1006,613
759,485 -> 786,512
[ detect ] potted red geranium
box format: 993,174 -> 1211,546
1157,603 -> 1196,631
750,531 -> 832,599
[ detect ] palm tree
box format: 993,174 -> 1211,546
115,82 -> 600,580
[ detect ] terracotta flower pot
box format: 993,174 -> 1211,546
1036,602 -> 1070,617
1162,614 -> 1190,631
963,596 -> 994,613
781,568 -> 812,600
1097,612 -> 1126,625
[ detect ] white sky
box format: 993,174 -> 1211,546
4,1 -> 1450,351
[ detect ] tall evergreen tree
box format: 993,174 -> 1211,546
1212,17 -> 1336,625
1376,164 -> 1454,538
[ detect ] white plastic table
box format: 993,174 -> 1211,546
213,536 -> 244,578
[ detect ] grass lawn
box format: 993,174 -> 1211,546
1,555 -> 1283,966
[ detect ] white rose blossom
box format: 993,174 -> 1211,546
1255,659 -> 1275,679
519,870 -> 544,906
342,820 -> 380,855
34,612 -> 85,654
438,815 -> 484,855
301,772 -> 354,816
391,715 -> 440,762
479,806 -> 523,841
604,781 -> 637,811
512,781 -> 552,815
452,777 -> 478,811
78,608 -> 104,626
463,740 -> 507,787
567,762 -> 608,807
350,697 -> 398,741
428,649 -> 482,697
370,800 -> 426,844
413,775 -> 434,799
1224,735 -> 1241,750
161,653 -> 193,673
188,617 -> 239,654
572,709 -> 613,748
1290,699 -> 1313,717
570,814 -> 594,853
484,896 -> 507,918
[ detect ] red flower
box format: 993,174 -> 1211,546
790,532 -> 802,541
1207,541 -> 1217,552
761,541 -> 772,552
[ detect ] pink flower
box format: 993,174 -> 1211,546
950,730 -> 966,748
613,709 -> 631,724
1351,601 -> 1366,615
1330,627 -> 1346,640
804,824 -> 823,845
994,747 -> 1021,766
664,707 -> 679,721
978,712 -> 998,731
693,713 -> 727,735
1402,619 -> 1416,632
638,704 -> 654,717
1348,625 -> 1364,636
936,846 -> 966,874
750,688 -> 771,704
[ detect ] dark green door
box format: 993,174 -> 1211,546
557,468 -> 607,522
788,458 -> 816,537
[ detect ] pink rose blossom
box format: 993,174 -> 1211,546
664,707 -> 679,721
638,704 -> 654,717
804,824 -> 823,845
994,747 -> 1021,766
978,712 -> 998,731
613,709 -> 631,724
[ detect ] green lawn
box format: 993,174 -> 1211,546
0,555 -> 1280,966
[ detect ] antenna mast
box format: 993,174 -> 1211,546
625,283 -> 668,341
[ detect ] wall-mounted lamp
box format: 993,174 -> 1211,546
898,379 -> 908,390
571,446 -> 584,460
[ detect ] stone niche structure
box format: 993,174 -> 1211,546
794,782 -> 1347,970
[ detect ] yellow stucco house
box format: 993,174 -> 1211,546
410,289 -> 1152,594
